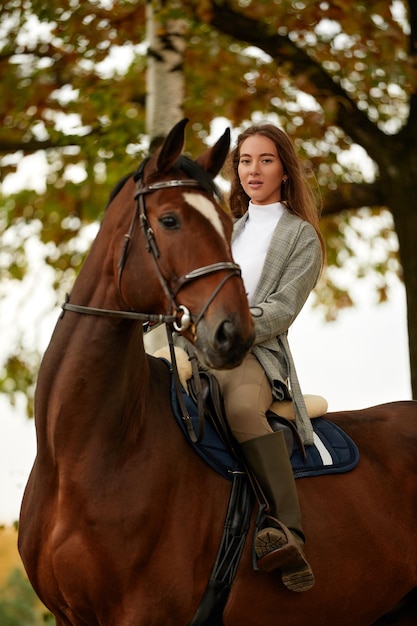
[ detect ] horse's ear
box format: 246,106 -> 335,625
195,128 -> 231,178
156,118 -> 189,173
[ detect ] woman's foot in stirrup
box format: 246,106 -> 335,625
255,525 -> 315,592
255,525 -> 293,567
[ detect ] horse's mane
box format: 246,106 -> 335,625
106,155 -> 223,208
173,155 -> 223,201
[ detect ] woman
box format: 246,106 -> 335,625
213,123 -> 325,592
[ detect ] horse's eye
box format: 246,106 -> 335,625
159,214 -> 180,230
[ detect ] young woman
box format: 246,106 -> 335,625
213,123 -> 325,592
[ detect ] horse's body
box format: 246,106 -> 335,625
19,120 -> 417,625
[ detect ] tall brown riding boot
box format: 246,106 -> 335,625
241,430 -> 315,592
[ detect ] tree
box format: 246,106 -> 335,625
1,0 -> 416,410
1,0 -> 148,414
145,0 -> 187,146
187,0 -> 417,392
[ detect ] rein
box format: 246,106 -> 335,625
61,159 -> 241,443
61,294 -> 179,324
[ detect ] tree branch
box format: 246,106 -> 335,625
208,1 -> 395,163
0,134 -> 90,156
322,180 -> 386,216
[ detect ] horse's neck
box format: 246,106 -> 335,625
35,252 -> 150,451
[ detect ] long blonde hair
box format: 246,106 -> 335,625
227,124 -> 326,265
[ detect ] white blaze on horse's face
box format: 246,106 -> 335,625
183,192 -> 226,240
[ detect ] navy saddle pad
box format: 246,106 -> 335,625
170,374 -> 359,481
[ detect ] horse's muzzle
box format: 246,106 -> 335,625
196,316 -> 255,370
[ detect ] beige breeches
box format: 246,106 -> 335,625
211,353 -> 274,444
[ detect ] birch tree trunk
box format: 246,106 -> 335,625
144,2 -> 188,353
146,1 -> 188,151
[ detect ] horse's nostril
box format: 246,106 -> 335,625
215,318 -> 235,350
215,320 -> 231,348
205,317 -> 254,369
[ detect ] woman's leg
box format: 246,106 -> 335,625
212,353 -> 314,592
212,352 -> 273,443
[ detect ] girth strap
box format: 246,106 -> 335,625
187,472 -> 253,626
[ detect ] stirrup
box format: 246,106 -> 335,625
255,517 -> 300,572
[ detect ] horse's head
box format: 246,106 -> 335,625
114,118 -> 255,369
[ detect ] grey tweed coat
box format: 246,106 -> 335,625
232,209 -> 322,445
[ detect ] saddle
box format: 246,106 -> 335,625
186,368 -> 359,474
188,369 -> 304,462
155,343 -> 359,480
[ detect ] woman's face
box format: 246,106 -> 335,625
237,134 -> 286,205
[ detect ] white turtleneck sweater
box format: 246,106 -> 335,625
232,201 -> 285,305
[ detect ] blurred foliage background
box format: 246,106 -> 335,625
0,0 -> 415,411
0,526 -> 52,623
1,1 -> 416,618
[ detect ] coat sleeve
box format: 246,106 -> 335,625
250,220 -> 322,345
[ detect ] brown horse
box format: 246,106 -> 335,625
19,119 -> 417,625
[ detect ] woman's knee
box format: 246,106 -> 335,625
225,393 -> 256,428
225,386 -> 272,440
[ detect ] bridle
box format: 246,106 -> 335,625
62,158 -> 241,336
62,158 -> 242,444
